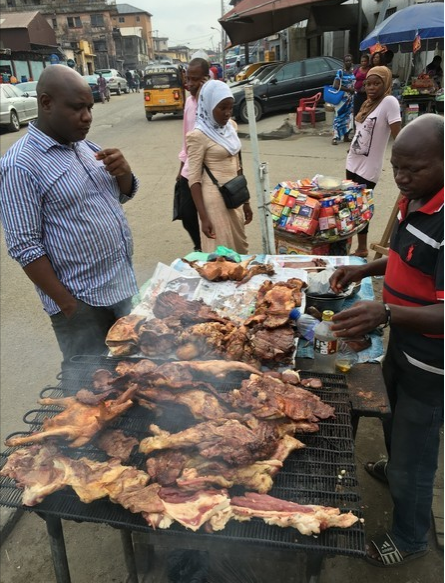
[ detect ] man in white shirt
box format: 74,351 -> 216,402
176,58 -> 209,251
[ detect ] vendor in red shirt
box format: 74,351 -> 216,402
328,114 -> 444,568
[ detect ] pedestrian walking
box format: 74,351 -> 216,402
329,114 -> 444,568
353,54 -> 370,118
176,57 -> 209,251
346,66 -> 401,257
0,65 -> 139,372
331,54 -> 355,145
133,71 -> 141,93
186,80 -> 253,254
97,72 -> 108,103
126,69 -> 134,92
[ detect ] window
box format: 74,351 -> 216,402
2,85 -> 15,99
52,18 -> 58,29
119,17 -> 125,23
93,40 -> 107,52
274,62 -> 302,82
136,16 -> 140,22
91,14 -> 104,27
6,0 -> 16,6
305,58 -> 331,76
67,16 -> 82,28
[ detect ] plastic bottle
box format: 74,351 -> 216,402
289,309 -> 319,341
313,310 -> 338,373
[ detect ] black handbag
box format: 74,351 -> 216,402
203,164 -> 250,209
172,180 -> 182,221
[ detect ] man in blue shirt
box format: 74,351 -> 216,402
0,65 -> 139,371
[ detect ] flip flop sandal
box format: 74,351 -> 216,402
364,460 -> 388,484
350,250 -> 369,258
366,533 -> 429,567
331,138 -> 338,145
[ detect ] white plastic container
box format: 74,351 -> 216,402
313,310 -> 338,373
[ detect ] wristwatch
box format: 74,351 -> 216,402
378,303 -> 391,329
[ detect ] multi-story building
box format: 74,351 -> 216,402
0,0 -> 122,72
112,3 -> 153,61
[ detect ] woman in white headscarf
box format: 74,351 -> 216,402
186,80 -> 253,254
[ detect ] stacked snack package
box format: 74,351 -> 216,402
270,177 -> 374,242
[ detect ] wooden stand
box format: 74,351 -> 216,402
370,196 -> 401,259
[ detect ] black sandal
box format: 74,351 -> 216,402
364,460 -> 388,484
366,532 -> 429,567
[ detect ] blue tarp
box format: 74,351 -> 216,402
360,2 -> 444,51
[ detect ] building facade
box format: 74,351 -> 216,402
0,0 -> 122,72
112,3 -> 153,61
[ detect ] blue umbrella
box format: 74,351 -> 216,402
360,2 -> 444,51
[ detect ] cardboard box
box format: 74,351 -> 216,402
274,231 -> 331,256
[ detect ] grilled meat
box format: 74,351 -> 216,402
96,429 -> 138,462
105,314 -> 147,356
230,492 -> 359,535
247,278 -> 306,329
136,388 -> 230,421
183,256 -> 275,285
4,386 -> 137,448
153,291 -> 227,324
249,326 -> 296,363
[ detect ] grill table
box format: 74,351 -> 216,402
0,357 -> 366,583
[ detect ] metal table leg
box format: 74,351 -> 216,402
120,529 -> 139,583
306,553 -> 324,583
45,515 -> 72,583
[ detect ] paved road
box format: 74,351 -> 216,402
0,93 -> 442,582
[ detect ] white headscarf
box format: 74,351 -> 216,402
195,80 -> 241,156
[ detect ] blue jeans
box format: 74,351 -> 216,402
382,338 -> 444,553
50,298 -> 133,373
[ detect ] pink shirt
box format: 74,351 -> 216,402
178,95 -> 197,179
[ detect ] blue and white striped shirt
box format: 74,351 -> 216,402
0,122 -> 139,315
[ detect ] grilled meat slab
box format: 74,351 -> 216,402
182,256 -> 275,285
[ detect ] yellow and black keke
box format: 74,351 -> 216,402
143,64 -> 186,121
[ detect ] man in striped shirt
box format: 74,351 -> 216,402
0,65 -> 139,371
329,114 -> 443,567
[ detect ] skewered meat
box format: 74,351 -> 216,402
4,386 -> 137,448
230,492 -> 359,535
96,430 -> 139,461
182,256 -> 275,285
226,374 -> 335,423
139,418 -> 288,466
105,314 -> 147,356
249,326 -> 296,362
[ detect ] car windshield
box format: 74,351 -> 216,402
251,65 -> 278,82
84,76 -> 99,83
17,82 -> 37,91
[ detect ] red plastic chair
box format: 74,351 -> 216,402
296,92 -> 322,129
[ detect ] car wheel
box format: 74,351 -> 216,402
116,85 -> 122,96
8,110 -> 20,132
239,99 -> 263,124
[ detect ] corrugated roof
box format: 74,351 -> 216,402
115,3 -> 152,16
0,11 -> 40,29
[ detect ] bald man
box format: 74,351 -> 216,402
0,65 -> 139,371
329,114 -> 444,567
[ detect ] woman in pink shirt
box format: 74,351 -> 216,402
346,66 -> 401,257
353,54 -> 370,118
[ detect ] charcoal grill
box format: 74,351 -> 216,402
0,355 -> 366,583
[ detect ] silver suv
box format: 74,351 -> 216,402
94,69 -> 128,95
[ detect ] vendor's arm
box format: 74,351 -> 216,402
94,148 -> 137,200
23,257 -> 77,317
331,301 -> 443,338
329,258 -> 387,293
186,131 -> 216,239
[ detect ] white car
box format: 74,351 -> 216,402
94,69 -> 128,95
0,84 -> 38,132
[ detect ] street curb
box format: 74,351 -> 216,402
0,507 -> 24,546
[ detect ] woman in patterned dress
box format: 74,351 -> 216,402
332,54 -> 356,145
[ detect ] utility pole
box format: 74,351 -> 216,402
221,0 -> 226,76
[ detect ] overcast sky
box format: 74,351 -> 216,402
133,1 -> 228,50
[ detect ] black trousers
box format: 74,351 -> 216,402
178,176 -> 201,251
50,298 -> 133,373
345,170 -> 376,235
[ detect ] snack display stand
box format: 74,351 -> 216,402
401,74 -> 441,124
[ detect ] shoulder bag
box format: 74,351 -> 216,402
323,69 -> 345,106
203,162 -> 250,210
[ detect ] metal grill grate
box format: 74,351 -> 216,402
0,356 -> 365,557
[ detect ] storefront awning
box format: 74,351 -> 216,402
220,0 -> 348,46
306,5 -> 367,38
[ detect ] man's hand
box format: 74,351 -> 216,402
60,297 -> 79,319
329,265 -> 367,294
95,149 -> 132,177
243,203 -> 253,224
201,216 -> 216,239
331,300 -> 387,337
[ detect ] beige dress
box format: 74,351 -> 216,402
186,126 -> 248,254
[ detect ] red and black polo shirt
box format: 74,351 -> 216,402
383,188 -> 444,374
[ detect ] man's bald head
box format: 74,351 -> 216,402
391,114 -> 444,203
35,65 -> 94,145
36,65 -> 90,98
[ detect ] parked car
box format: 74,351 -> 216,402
94,69 -> 128,95
83,74 -> 107,102
15,80 -> 38,97
228,62 -> 283,90
231,56 -> 343,123
235,61 -> 275,82
0,84 -> 38,132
